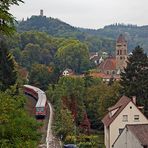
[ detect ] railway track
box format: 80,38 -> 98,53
24,85 -> 61,148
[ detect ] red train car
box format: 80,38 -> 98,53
24,85 -> 47,118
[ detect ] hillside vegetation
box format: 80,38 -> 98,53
81,24 -> 148,53
17,16 -> 148,53
17,16 -> 115,53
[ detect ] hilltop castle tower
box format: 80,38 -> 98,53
40,9 -> 43,16
116,34 -> 128,73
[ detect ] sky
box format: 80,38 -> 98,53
10,0 -> 148,29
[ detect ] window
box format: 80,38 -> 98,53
112,71 -> 115,75
124,50 -> 126,55
36,107 -> 44,112
120,50 -> 122,55
107,71 -> 110,74
134,115 -> 139,121
123,115 -> 128,122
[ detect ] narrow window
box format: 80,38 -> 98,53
134,115 -> 139,122
120,50 -> 122,55
107,71 -> 110,75
124,50 -> 126,55
123,115 -> 128,122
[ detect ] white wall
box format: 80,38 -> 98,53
104,126 -> 110,148
109,101 -> 148,148
113,127 -> 142,148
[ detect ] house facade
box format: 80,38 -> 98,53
102,96 -> 148,148
112,124 -> 148,148
62,68 -> 74,76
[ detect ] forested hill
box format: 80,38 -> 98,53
17,16 -> 115,53
18,15 -> 79,37
80,24 -> 148,53
17,16 -> 148,53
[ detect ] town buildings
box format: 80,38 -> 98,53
92,34 -> 128,81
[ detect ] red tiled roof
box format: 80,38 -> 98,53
90,72 -> 120,80
117,34 -> 127,43
102,96 -> 131,127
127,124 -> 148,146
90,72 -> 110,78
98,57 -> 116,71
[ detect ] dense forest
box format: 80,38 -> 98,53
17,16 -> 148,53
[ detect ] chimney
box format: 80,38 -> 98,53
132,96 -> 136,104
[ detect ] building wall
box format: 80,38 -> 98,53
104,126 -> 110,148
109,102 -> 148,148
113,127 -> 142,148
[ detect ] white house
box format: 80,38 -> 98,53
62,68 -> 73,76
102,96 -> 148,148
112,124 -> 148,148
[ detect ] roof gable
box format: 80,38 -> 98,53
102,96 -> 131,127
98,57 -> 116,71
127,124 -> 148,146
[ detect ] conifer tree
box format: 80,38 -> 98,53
120,46 -> 148,116
0,38 -> 17,91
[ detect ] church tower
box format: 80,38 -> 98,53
116,34 -> 128,73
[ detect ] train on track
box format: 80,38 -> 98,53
24,85 -> 47,118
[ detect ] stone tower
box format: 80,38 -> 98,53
116,34 -> 128,73
40,9 -> 43,16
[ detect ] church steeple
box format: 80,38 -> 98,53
116,34 -> 128,73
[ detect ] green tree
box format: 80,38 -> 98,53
55,40 -> 90,73
0,0 -> 23,35
0,91 -> 40,148
85,81 -> 120,129
120,46 -> 148,116
29,64 -> 51,90
54,109 -> 75,141
0,38 -> 17,91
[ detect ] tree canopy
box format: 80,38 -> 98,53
120,46 -> 148,116
0,0 -> 23,35
0,38 -> 17,91
55,40 -> 90,73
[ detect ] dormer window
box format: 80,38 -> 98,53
122,115 -> 128,122
109,108 -> 119,117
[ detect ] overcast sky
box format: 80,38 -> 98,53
10,0 -> 148,29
